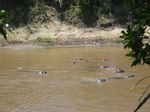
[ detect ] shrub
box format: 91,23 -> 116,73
35,36 -> 52,44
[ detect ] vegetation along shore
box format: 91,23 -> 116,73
0,0 -> 126,47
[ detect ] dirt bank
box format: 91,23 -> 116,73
0,21 -> 124,47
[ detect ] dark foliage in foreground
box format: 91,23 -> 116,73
120,0 -> 150,66
120,0 -> 150,112
0,10 -> 7,39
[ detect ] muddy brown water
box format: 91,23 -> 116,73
0,46 -> 149,112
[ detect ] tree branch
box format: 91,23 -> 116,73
134,92 -> 150,112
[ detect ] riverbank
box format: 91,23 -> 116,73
0,21 -> 124,47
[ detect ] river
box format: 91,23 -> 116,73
0,46 -> 149,112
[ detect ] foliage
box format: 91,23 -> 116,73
0,0 -> 30,26
120,1 -> 150,112
0,0 -> 128,27
28,0 -> 52,24
0,10 -> 8,39
53,0 -> 127,26
35,36 -> 52,44
63,5 -> 82,24
56,0 -> 126,26
120,0 -> 150,66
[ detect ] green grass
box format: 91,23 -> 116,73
35,36 -> 52,44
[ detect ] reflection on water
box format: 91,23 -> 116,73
0,46 -> 149,112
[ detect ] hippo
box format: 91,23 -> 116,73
116,68 -> 125,73
72,61 -> 77,64
100,65 -> 113,70
103,58 -> 109,62
96,74 -> 135,84
18,68 -> 48,75
124,74 -> 135,79
96,78 -> 107,84
72,58 -> 89,64
39,70 -> 48,75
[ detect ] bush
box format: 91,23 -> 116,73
35,36 -> 52,44
0,10 -> 8,39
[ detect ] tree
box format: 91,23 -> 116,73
0,10 -> 8,39
120,0 -> 150,66
120,0 -> 150,111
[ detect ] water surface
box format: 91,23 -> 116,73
0,46 -> 149,112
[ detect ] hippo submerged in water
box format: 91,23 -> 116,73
100,65 -> 126,73
115,68 -> 125,73
100,65 -> 114,70
18,68 -> 48,75
38,70 -> 47,75
96,74 -> 135,84
96,78 -> 107,83
71,58 -> 89,64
